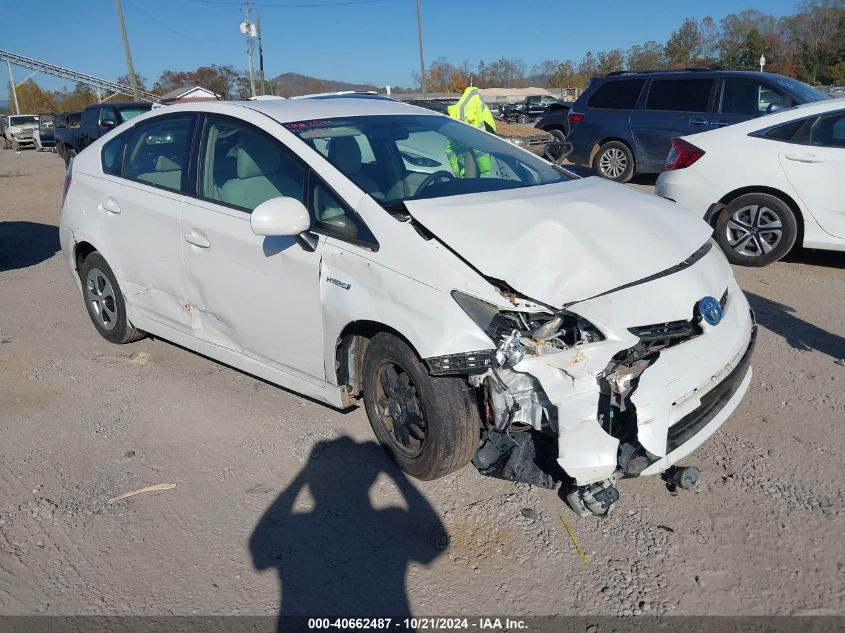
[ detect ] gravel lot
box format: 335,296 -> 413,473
1,149 -> 844,618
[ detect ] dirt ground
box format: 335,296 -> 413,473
1,149 -> 844,618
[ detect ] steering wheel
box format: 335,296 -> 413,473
415,170 -> 455,196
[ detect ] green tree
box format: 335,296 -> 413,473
665,18 -> 704,67
627,41 -> 666,70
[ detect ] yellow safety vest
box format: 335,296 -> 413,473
446,88 -> 497,177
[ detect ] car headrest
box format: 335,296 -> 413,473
156,155 -> 180,171
327,136 -> 362,175
237,133 -> 280,179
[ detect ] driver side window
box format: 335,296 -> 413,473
199,117 -> 305,212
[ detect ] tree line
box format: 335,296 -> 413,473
418,0 -> 845,92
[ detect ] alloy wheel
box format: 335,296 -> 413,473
726,204 -> 783,257
374,361 -> 427,458
598,147 -> 627,179
85,268 -> 118,331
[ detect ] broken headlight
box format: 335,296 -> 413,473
451,291 -> 604,366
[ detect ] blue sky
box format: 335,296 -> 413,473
2,0 -> 800,101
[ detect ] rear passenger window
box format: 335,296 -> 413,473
199,117 -> 305,212
761,119 -> 806,142
587,79 -> 646,109
646,79 -> 714,112
124,116 -> 194,192
101,130 -> 130,175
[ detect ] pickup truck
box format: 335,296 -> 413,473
55,102 -> 152,166
2,114 -> 40,150
498,95 -> 568,123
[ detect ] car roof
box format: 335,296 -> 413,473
603,69 -> 789,79
237,96 -> 440,123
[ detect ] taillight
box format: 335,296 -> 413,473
567,112 -> 584,126
62,162 -> 73,206
665,138 -> 705,171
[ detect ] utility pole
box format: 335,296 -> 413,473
416,0 -> 427,98
6,61 -> 20,114
256,11 -> 266,95
241,2 -> 257,98
115,0 -> 141,101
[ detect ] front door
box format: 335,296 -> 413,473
711,77 -> 790,128
779,109 -> 845,238
180,114 -> 326,385
630,77 -> 716,173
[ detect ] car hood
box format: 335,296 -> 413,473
403,177 -> 713,307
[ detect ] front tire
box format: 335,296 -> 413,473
593,141 -> 634,182
64,148 -> 77,168
362,333 -> 480,480
78,252 -> 146,344
714,193 -> 798,267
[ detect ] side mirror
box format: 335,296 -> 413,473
250,196 -> 311,237
101,118 -> 117,128
766,103 -> 787,114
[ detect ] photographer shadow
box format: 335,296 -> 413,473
249,437 -> 444,626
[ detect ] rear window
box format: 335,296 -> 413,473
101,130 -> 130,175
760,119 -> 806,142
646,79 -> 714,112
587,79 -> 646,109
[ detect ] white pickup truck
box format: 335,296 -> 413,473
2,114 -> 40,150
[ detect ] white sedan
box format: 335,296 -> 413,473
656,99 -> 845,266
60,96 -> 754,516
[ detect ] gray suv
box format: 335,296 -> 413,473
565,69 -> 830,182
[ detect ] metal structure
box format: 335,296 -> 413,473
0,49 -> 158,102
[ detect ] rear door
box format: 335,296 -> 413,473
629,77 -> 716,172
711,77 -> 790,128
94,113 -> 197,332
779,109 -> 845,238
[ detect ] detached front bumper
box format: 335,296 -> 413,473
498,247 -> 754,486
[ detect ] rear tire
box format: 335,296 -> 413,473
546,128 -> 568,161
78,252 -> 146,344
362,333 -> 480,480
714,193 -> 798,267
593,141 -> 635,182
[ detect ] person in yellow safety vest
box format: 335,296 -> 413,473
446,87 -> 497,178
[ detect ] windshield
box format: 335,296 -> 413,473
10,116 -> 38,126
285,114 -> 567,205
771,76 -> 831,103
116,107 -> 150,123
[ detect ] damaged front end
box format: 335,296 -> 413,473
440,247 -> 756,517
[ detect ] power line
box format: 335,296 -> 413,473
126,0 -> 216,42
183,0 -> 385,7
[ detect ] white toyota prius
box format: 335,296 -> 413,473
59,96 -> 755,515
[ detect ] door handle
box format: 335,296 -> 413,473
184,232 -> 211,248
785,153 -> 824,163
101,199 -> 121,214
688,117 -> 709,126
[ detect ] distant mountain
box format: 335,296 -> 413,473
269,72 -> 380,97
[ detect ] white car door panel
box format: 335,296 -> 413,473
180,114 -> 326,385
180,199 -> 326,384
93,114 -> 197,333
98,179 -> 189,330
779,111 -> 845,238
